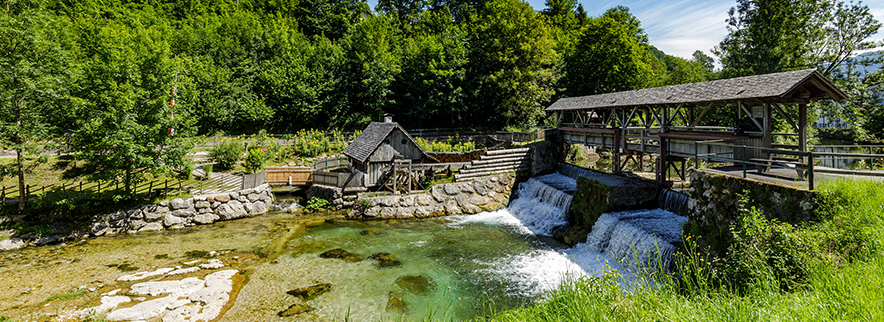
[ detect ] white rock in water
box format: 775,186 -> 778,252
199,259 -> 224,269
105,294 -> 189,321
77,295 -> 131,318
0,238 -> 25,251
117,268 -> 175,281
167,267 -> 201,276
129,277 -> 205,296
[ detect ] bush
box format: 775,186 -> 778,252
724,201 -> 810,292
210,141 -> 243,171
202,163 -> 213,174
244,147 -> 266,173
415,136 -> 476,152
305,196 -> 331,212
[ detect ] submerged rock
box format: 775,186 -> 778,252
278,303 -> 315,317
319,248 -> 364,262
385,291 -> 408,313
369,253 -> 401,268
286,283 -> 332,301
395,275 -> 436,295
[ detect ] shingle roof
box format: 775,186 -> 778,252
343,122 -> 434,164
547,69 -> 847,111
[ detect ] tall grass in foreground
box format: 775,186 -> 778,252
488,178 -> 884,321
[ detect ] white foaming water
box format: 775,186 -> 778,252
447,174 -> 689,295
507,177 -> 573,235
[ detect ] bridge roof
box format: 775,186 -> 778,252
547,69 -> 847,111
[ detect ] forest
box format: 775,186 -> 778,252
1,0 -> 882,189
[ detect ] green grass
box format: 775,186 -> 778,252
43,289 -> 87,303
487,178 -> 884,321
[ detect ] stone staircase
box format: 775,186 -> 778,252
454,148 -> 531,182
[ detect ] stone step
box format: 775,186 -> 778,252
485,147 -> 530,156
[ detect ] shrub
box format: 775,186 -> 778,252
244,147 -> 266,173
202,163 -> 213,174
210,141 -> 243,171
305,196 -> 331,212
289,129 -> 350,158
415,136 -> 476,153
723,196 -> 810,292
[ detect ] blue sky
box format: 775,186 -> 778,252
367,0 -> 884,63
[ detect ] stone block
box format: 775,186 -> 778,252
416,194 -> 433,206
128,209 -> 144,220
247,193 -> 260,202
171,207 -> 196,218
430,186 -> 447,202
216,200 -> 247,220
193,214 -> 219,225
443,202 -> 461,215
170,198 -> 192,210
139,222 -> 163,232
250,201 -> 268,215
213,194 -> 230,203
206,196 -> 215,203
458,183 -> 474,194
164,214 -> 186,227
195,201 -> 211,209
443,184 -> 460,195
90,222 -> 108,236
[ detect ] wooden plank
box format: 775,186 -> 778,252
485,148 -> 530,155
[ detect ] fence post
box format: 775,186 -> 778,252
148,181 -> 154,199
164,180 -> 168,198
870,146 -> 874,170
808,153 -> 815,190
742,146 -> 747,178
79,181 -> 83,198
2,186 -> 5,205
97,181 -> 101,199
25,185 -> 30,208
694,142 -> 699,169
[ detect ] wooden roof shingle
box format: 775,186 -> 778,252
547,69 -> 847,111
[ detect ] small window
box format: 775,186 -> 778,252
401,139 -> 407,145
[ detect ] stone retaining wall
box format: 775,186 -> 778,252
89,184 -> 275,236
346,174 -> 515,220
687,170 -> 817,255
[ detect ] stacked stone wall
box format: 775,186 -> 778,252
89,184 -> 274,237
346,174 -> 515,220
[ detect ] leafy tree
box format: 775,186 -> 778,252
335,15 -> 401,128
563,15 -> 663,96
389,8 -> 469,128
692,50 -> 715,73
0,1 -> 77,212
69,17 -> 195,192
716,0 -> 818,77
294,0 -> 370,40
664,55 -> 711,85
467,0 -> 557,128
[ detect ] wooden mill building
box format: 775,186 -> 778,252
343,118 -> 438,187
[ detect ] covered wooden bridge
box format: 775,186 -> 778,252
547,69 -> 849,187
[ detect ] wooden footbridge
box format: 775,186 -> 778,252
546,69 -> 883,189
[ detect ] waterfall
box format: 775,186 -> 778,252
507,177 -> 573,236
576,209 -> 687,271
658,189 -> 690,217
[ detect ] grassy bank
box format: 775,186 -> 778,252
488,178 -> 884,321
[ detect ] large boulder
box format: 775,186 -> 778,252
216,200 -> 247,220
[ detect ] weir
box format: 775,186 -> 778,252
507,167 -> 689,272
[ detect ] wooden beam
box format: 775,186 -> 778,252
772,103 -> 799,133
739,101 -> 764,132
690,105 -> 712,127
799,103 -> 807,155
648,105 -> 662,127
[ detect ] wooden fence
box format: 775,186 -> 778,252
1,175 -> 240,210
